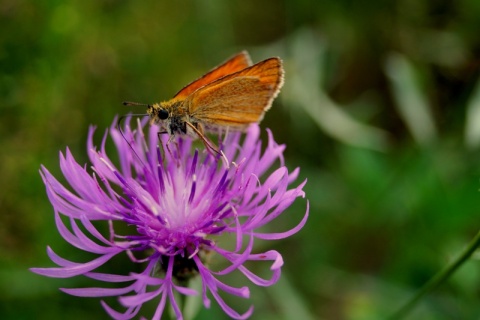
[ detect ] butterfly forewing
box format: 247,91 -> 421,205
173,51 -> 252,99
186,57 -> 284,128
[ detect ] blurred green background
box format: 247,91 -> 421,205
2,0 -> 480,319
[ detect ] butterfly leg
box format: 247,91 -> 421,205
185,121 -> 230,166
156,130 -> 176,160
185,122 -> 217,153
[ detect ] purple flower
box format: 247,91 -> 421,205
31,117 -> 309,320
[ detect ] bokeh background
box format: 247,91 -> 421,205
2,0 -> 480,319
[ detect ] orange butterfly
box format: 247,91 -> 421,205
124,51 -> 284,154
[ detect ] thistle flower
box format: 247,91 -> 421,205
31,117 -> 309,320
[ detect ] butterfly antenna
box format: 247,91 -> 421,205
123,101 -> 152,108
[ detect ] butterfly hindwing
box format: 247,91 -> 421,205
186,57 -> 284,128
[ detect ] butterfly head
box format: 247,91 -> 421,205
147,103 -> 172,125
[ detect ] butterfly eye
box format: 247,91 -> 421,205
158,109 -> 169,120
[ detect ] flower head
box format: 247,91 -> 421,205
32,117 -> 308,319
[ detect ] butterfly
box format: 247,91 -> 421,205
124,51 -> 284,154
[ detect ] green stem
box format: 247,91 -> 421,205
390,229 -> 480,319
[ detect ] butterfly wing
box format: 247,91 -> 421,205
173,51 -> 252,99
186,57 -> 284,128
